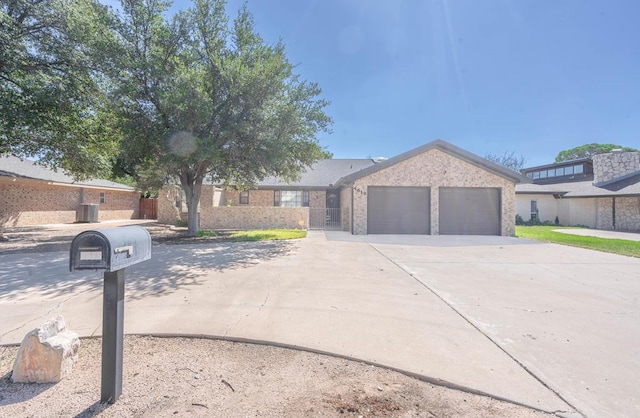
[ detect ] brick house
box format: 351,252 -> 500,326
1,155 -> 140,227
516,150 -> 640,231
158,140 -> 528,235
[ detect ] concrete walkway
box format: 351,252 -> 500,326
3,231 -> 639,416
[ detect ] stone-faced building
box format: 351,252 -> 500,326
159,140 -> 528,236
1,155 -> 140,227
516,150 -> 640,231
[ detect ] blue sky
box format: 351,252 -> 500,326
119,0 -> 640,167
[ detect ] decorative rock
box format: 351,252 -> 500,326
11,316 -> 80,383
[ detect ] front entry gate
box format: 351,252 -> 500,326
310,208 -> 342,230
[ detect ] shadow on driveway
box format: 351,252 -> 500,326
0,241 -> 297,302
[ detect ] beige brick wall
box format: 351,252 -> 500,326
201,206 -> 308,230
223,189 -> 326,208
1,178 -> 138,227
158,185 -> 315,230
224,189 -> 274,206
350,149 -> 516,235
340,187 -> 352,232
157,187 -> 182,224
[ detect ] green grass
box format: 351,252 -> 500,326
516,225 -> 640,258
198,229 -> 306,241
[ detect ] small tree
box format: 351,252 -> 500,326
485,151 -> 527,172
555,143 -> 639,162
105,0 -> 331,236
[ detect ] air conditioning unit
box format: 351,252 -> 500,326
77,203 -> 99,223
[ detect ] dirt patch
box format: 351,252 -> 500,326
0,336 -> 551,418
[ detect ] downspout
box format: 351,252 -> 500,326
612,197 -> 616,230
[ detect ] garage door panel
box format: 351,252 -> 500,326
439,188 -> 500,235
368,187 -> 430,234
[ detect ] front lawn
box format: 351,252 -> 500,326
516,225 -> 640,258
198,229 -> 306,241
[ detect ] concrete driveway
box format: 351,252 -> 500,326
2,231 -> 639,417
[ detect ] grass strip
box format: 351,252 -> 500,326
198,229 -> 306,241
516,226 -> 640,258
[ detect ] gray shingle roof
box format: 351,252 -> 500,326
225,159 -> 377,189
0,155 -> 135,191
516,175 -> 640,197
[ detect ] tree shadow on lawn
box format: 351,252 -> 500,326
0,241 -> 297,302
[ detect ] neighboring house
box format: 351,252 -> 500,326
516,150 -> 640,231
1,155 -> 140,227
159,139 -> 528,236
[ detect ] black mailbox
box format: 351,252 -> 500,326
69,225 -> 152,405
70,226 -> 151,272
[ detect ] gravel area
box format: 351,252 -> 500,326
0,336 -> 551,417
0,222 -> 554,417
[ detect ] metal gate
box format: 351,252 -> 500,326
309,208 -> 342,230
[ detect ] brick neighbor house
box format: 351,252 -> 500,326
159,140 -> 529,236
1,155 -> 140,227
516,150 -> 640,231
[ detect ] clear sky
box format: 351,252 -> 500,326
123,0 -> 640,167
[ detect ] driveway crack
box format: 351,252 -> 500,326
0,286 -> 95,342
224,289 -> 270,337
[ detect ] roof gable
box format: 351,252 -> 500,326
335,139 -> 530,186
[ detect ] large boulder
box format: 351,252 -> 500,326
11,316 -> 80,383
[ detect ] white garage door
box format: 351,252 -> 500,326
439,188 -> 501,235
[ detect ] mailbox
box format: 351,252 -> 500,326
70,226 -> 151,272
69,225 -> 152,404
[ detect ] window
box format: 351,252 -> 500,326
239,191 -> 249,205
99,192 -> 106,204
530,200 -> 538,220
539,170 -> 547,178
532,172 -> 540,179
574,164 -> 584,174
274,190 -> 304,207
555,168 -> 564,176
564,166 -> 574,175
303,190 -> 310,207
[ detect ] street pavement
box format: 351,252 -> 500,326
2,231 -> 640,417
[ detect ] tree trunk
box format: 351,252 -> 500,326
181,179 -> 203,237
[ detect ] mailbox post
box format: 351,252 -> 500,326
70,226 -> 151,404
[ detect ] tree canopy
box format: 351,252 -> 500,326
0,0 -> 119,178
555,143 -> 639,162
105,0 -> 332,235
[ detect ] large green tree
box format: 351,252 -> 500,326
107,0 -> 331,236
555,143 -> 639,162
0,0 -> 119,178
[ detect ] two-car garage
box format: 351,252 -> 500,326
336,140 -> 525,236
367,186 -> 501,235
